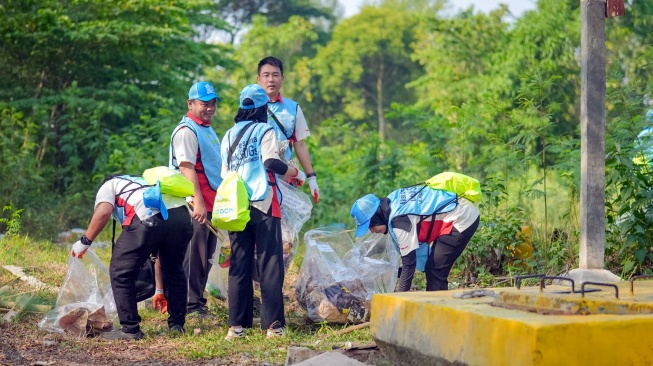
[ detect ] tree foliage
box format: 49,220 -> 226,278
1,0 -> 652,278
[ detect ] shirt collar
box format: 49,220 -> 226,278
186,111 -> 211,127
269,93 -> 284,104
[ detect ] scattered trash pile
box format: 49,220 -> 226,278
295,228 -> 400,324
207,179 -> 313,300
39,250 -> 117,337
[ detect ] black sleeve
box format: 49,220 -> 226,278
397,250 -> 417,292
264,158 -> 289,175
391,215 -> 412,232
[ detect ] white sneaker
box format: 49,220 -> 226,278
266,326 -> 286,338
225,327 -> 245,340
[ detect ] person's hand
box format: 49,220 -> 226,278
191,199 -> 207,224
71,239 -> 91,258
288,168 -> 306,187
153,290 -> 168,314
308,176 -> 319,204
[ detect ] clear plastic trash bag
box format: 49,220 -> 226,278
206,230 -> 230,300
295,227 -> 400,324
278,179 -> 312,269
39,249 -> 117,336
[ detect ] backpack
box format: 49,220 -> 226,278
212,122 -> 256,231
425,172 -> 481,202
142,166 -> 194,197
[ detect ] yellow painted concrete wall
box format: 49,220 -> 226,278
371,291 -> 653,366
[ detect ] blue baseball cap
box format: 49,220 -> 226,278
142,182 -> 168,220
350,194 -> 381,237
239,84 -> 269,110
188,81 -> 222,102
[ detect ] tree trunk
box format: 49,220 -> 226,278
377,61 -> 385,142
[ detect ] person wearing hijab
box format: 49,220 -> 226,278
350,184 -> 480,291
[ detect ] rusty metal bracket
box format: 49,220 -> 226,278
515,274 -> 545,289
539,276 -> 575,292
629,275 -> 653,295
581,282 -> 619,299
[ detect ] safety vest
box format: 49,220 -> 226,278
103,175 -> 152,225
169,116 -> 223,190
387,185 -> 458,255
221,122 -> 275,201
268,98 -> 298,161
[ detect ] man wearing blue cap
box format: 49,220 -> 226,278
169,81 -> 223,319
71,175 -> 192,339
350,185 -> 480,292
221,84 -> 305,340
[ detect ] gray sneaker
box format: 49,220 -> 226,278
188,308 -> 215,321
101,330 -> 145,341
169,324 -> 185,336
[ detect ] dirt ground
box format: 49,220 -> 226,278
0,314 -> 390,366
1,321 -> 203,366
0,262 -> 392,366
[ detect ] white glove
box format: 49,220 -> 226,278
308,176 -> 319,204
71,239 -> 91,258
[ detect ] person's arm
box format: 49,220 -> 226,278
294,140 -> 319,204
261,129 -> 304,179
84,202 -> 114,241
173,128 -> 206,224
179,161 -> 206,224
71,201 -> 113,258
290,106 -> 319,202
293,140 -> 314,175
152,257 -> 168,313
397,250 -> 417,292
391,215 -> 421,291
154,257 -> 163,290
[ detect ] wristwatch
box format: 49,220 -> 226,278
80,235 -> 93,246
307,172 -> 317,178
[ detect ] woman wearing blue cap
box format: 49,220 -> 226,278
221,84 -> 306,340
350,184 -> 480,292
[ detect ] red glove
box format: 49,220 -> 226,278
153,291 -> 168,314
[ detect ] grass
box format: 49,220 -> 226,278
0,235 -> 376,365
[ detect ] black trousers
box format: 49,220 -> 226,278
110,207 -> 193,333
424,216 -> 480,291
185,212 -> 218,312
228,207 -> 285,329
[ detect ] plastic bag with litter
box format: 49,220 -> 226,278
39,249 -> 117,336
206,229 -> 230,300
295,227 -> 399,324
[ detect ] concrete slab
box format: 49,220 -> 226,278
291,351 -> 367,366
567,268 -> 620,284
285,346 -> 321,366
371,281 -> 653,366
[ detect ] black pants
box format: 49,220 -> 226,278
110,207 -> 193,333
185,212 -> 218,312
228,207 -> 285,329
424,216 -> 480,291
